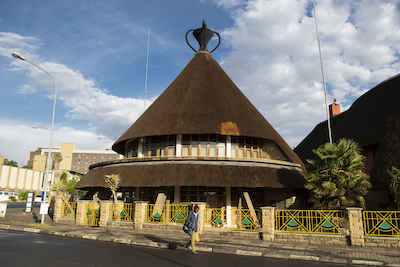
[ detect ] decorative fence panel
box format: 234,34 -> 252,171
110,203 -> 134,222
363,211 -> 400,237
275,209 -> 346,235
61,202 -> 77,218
84,202 -> 100,226
205,207 -> 261,231
146,204 -> 190,224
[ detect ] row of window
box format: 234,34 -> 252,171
125,134 -> 286,160
74,159 -> 106,163
74,154 -> 117,158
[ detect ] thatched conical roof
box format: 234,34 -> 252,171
113,52 -> 304,168
77,22 -> 307,191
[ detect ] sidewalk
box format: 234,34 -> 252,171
1,205 -> 400,266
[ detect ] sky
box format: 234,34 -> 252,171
1,0 -> 400,166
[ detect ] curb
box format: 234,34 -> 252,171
0,224 -> 393,266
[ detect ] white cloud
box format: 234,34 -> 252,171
11,58 -> 151,139
216,0 -> 400,147
0,118 -> 106,166
1,31 -> 152,165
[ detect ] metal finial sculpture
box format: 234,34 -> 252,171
186,20 -> 220,53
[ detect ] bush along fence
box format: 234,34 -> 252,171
52,197 -> 400,247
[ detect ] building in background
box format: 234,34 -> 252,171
28,143 -> 123,175
295,74 -> 400,210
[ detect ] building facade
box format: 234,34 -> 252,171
28,143 -> 123,175
295,74 -> 400,210
76,22 -> 308,210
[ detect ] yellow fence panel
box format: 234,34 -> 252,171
61,202 -> 77,218
363,211 -> 400,237
110,203 -> 134,222
84,202 -> 100,227
205,207 -> 261,231
146,204 -> 189,224
275,209 -> 346,235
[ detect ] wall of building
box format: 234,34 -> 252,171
59,143 -> 75,172
0,162 -> 43,194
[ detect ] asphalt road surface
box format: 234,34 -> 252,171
0,229 -> 348,267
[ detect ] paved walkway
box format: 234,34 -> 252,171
1,205 -> 400,266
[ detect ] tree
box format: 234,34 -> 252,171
22,164 -> 33,169
52,180 -> 69,203
389,166 -> 400,210
19,191 -> 27,200
52,154 -> 63,169
4,158 -> 18,167
58,172 -> 80,200
104,174 -> 121,204
305,138 -> 371,209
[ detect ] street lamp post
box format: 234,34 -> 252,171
12,52 -> 57,224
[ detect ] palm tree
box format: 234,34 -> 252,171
305,138 -> 371,209
104,174 -> 121,204
52,154 -> 63,170
52,180 -> 75,214
389,166 -> 400,210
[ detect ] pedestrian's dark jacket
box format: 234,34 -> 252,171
185,210 -> 199,233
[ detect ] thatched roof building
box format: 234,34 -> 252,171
76,22 -> 307,208
294,74 -> 400,209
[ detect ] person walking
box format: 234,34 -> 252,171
185,204 -> 199,254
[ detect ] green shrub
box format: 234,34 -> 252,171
19,191 -> 27,200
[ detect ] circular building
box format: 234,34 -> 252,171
76,22 -> 307,209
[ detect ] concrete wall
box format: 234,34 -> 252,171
0,163 -> 42,194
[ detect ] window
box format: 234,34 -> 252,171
180,186 -> 225,208
231,136 -> 262,159
142,135 -> 176,157
181,134 -> 225,157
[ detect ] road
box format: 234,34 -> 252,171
6,202 -> 40,209
0,229 -> 346,267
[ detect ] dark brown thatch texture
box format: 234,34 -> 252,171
112,52 -> 305,171
76,162 -> 306,190
294,74 -> 400,190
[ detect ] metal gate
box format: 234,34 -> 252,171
84,202 -> 100,226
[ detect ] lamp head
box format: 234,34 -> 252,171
11,52 -> 26,61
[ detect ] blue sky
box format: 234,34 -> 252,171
1,0 -> 400,166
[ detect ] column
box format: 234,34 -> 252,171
138,137 -> 144,157
346,207 -> 365,246
134,201 -> 149,230
226,186 -> 232,226
174,185 -> 180,203
261,206 -> 276,241
226,135 -> 231,157
75,200 -> 90,226
135,187 -> 141,201
176,134 -> 182,156
99,200 -> 113,227
193,202 -> 207,235
53,196 -> 63,223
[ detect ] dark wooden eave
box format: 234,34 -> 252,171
76,158 -> 306,190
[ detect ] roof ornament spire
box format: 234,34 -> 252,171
186,20 -> 220,53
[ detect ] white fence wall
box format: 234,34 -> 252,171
0,164 -> 42,194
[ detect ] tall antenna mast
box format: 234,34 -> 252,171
144,28 -> 150,111
313,0 -> 333,144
